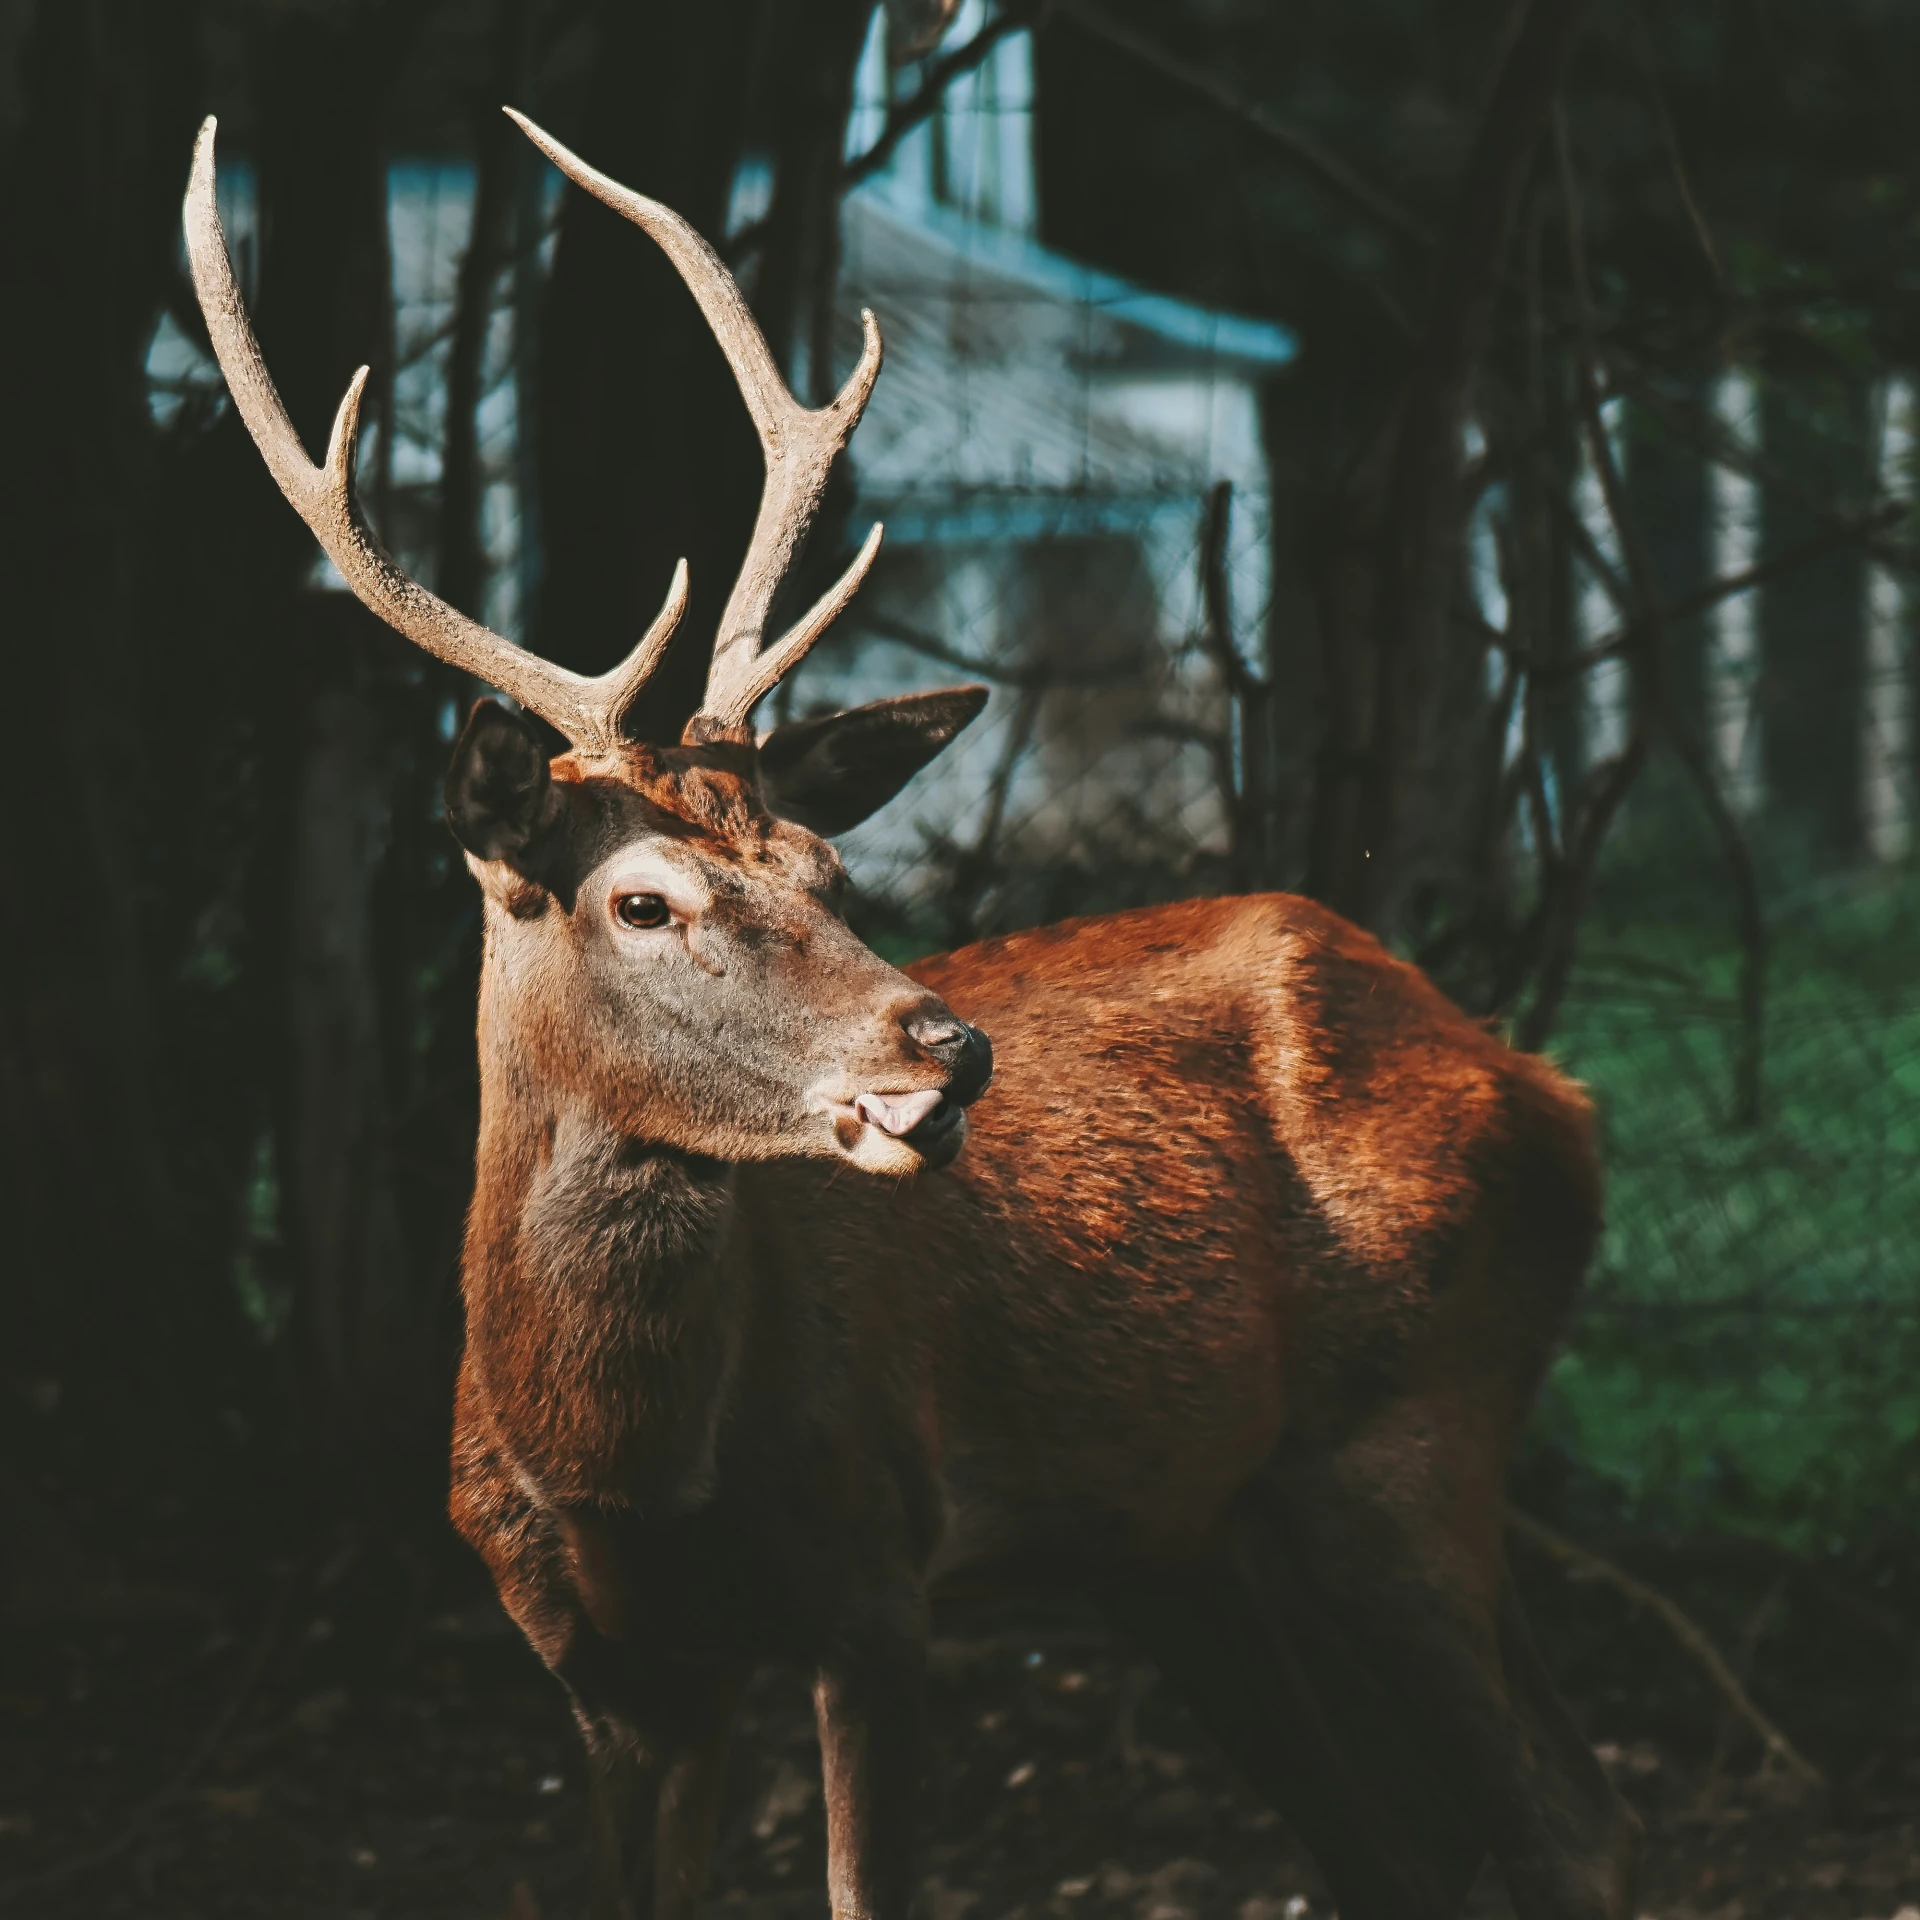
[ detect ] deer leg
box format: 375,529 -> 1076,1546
561,1644 -> 747,1920
652,1664 -> 747,1920
550,1627 -> 656,1920
580,1725 -> 656,1920
1104,1511 -> 1484,1920
1261,1402 -> 1640,1920
1493,1567 -> 1644,1914
813,1615 -> 927,1920
452,1396 -> 747,1920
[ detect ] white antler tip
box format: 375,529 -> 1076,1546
187,118 -> 218,203
835,309 -> 883,418
325,367 -> 371,482
504,107 -> 564,171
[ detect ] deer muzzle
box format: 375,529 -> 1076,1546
823,1011 -> 993,1174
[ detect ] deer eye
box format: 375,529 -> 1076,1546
613,892 -> 671,931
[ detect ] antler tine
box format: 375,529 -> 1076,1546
506,110 -> 885,732
184,116 -> 686,757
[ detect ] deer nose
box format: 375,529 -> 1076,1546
903,1009 -> 994,1107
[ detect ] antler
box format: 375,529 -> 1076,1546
505,110 -> 885,733
183,116 -> 688,756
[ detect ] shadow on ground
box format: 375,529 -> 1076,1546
1,1517 -> 1916,1920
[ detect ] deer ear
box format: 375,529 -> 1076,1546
759,685 -> 989,835
444,700 -> 565,862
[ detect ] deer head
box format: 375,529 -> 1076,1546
184,112 -> 993,1173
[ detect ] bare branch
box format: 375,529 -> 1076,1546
1195,480 -> 1272,885
728,1 -> 1042,264
1511,504 -> 1907,682
440,0 -> 525,620
850,612 -> 1136,688
1626,1 -> 1720,288
851,2 -> 1041,193
1051,0 -> 1433,253
1662,707 -> 1769,1125
1522,110 -> 1766,1117
945,684 -> 1043,944
1521,106 -> 1658,1049
1507,1510 -> 1824,1791
1351,0 -> 1596,932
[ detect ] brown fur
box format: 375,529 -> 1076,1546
445,740 -> 1639,1920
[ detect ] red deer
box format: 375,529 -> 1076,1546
185,111 -> 1640,1920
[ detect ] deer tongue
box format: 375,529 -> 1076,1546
854,1090 -> 944,1138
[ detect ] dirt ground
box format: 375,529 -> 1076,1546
1,1526 -> 1916,1920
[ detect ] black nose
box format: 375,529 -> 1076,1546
904,1012 -> 994,1107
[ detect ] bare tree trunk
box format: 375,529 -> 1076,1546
250,4 -> 441,1515
535,0 -> 765,736
1315,0 -> 1595,937
535,0 -> 880,736
0,0 -> 209,1440
286,603 -> 415,1476
753,0 -> 873,402
438,0 -> 524,620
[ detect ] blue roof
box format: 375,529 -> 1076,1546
854,183 -> 1296,370
868,488 -> 1199,547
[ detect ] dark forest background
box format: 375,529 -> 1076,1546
3,2 -> 1920,1908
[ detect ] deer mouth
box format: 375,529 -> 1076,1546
854,1089 -> 944,1137
821,1086 -> 970,1174
897,1093 -> 968,1168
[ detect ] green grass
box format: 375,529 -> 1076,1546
1538,857 -> 1920,1550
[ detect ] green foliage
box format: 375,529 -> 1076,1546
1537,848 -> 1920,1552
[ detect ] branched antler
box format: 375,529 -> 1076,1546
185,119 -> 688,754
504,110 -> 884,733
184,109 -> 885,748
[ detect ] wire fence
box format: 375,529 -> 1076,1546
1544,861 -> 1920,1551
806,492 -> 1260,943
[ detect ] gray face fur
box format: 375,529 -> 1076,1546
449,699 -> 991,1175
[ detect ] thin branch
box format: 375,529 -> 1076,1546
1050,0 -> 1433,253
1661,707 -> 1768,1124
1198,481 -> 1255,699
1506,183 -> 1568,931
1137,712 -> 1237,828
1522,106 -> 1659,1049
1507,1510 -> 1824,1791
727,1 -> 1040,263
1195,480 -> 1271,885
852,1 -> 1041,191
1513,504 -> 1908,681
440,0 -> 524,616
945,683 -> 1043,944
1700,1573 -> 1788,1808
1621,372 -> 1920,580
1352,0 -> 1595,933
848,611 -> 1135,688
1525,111 -> 1766,1113
1626,1 -> 1720,288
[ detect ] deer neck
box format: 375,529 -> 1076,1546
464,1045 -> 747,1514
